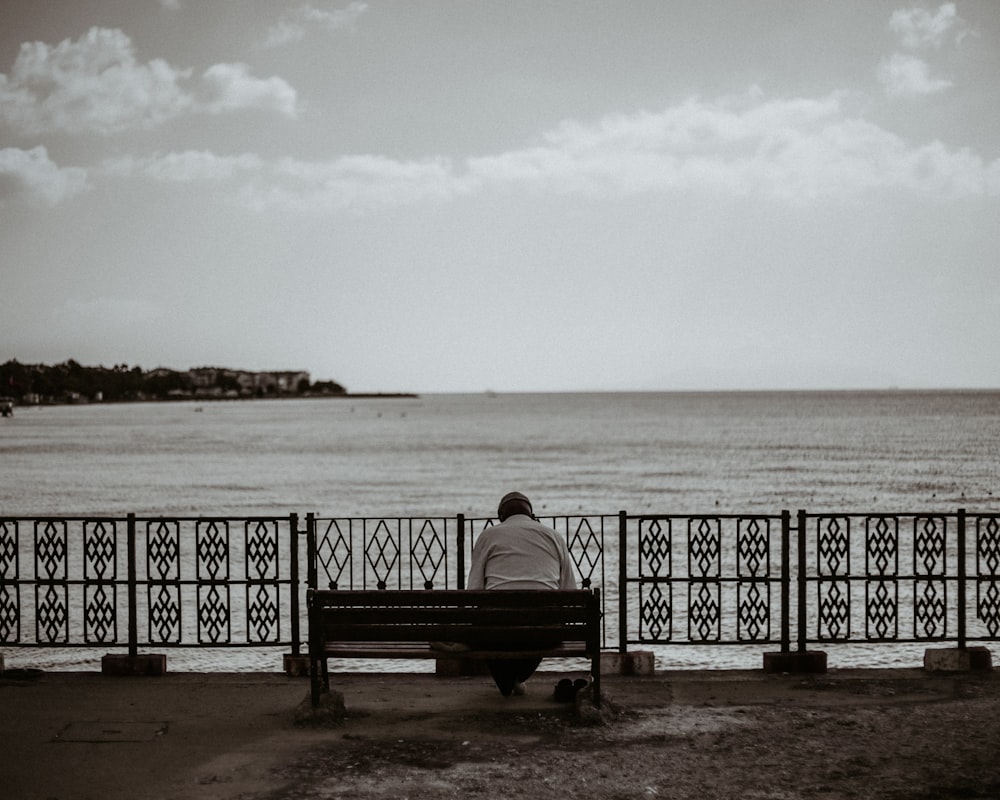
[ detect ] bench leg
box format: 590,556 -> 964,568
592,654 -> 601,709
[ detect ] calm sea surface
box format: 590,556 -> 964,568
2,390 -> 998,517
2,390 -> 998,671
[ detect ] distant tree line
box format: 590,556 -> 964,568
0,359 -> 346,404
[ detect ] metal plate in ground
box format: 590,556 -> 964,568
55,721 -> 168,742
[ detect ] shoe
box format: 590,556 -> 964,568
553,678 -> 575,702
512,681 -> 526,696
573,678 -> 589,695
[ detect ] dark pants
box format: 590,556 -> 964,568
487,657 -> 543,696
483,638 -> 560,696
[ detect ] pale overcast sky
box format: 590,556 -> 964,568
1,1 -> 998,393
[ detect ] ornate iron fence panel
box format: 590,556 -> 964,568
83,520 -> 118,643
798,511 -> 997,647
913,515 -> 947,638
0,515 -> 302,656
196,519 -> 231,644
245,519 -> 282,643
620,514 -> 782,650
308,513 -> 609,607
815,515 -> 852,640
0,519 -> 20,642
977,514 -> 1000,637
309,516 -> 455,590
35,520 -> 70,643
147,518 -> 182,644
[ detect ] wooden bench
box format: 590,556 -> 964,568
308,588 -> 602,708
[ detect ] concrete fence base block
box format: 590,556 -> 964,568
762,650 -> 828,674
101,654 -> 167,676
283,654 -> 311,677
601,651 -> 656,676
0,654 -> 4,675
923,646 -> 992,673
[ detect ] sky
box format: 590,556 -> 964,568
1,1 -> 998,393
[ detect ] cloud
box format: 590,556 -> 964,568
105,90 -> 1000,210
0,27 -> 191,134
877,52 -> 953,97
990,160 -> 1000,196
248,154 -> 462,211
103,150 -> 263,182
199,63 -> 297,117
468,90 -> 997,202
889,3 -> 958,49
0,27 -> 298,135
879,4 -> 971,99
263,2 -> 369,48
0,146 -> 88,205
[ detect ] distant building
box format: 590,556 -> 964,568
182,367 -> 311,397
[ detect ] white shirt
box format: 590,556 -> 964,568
466,514 -> 578,591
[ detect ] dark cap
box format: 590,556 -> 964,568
497,491 -> 533,520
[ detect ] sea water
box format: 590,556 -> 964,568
3,390 -> 997,517
2,390 -> 998,670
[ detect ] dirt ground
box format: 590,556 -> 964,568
3,669 -> 999,800
263,672 -> 1000,800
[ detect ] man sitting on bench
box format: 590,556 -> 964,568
466,491 -> 578,696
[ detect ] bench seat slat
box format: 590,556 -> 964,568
312,590 -> 594,609
324,624 -> 587,642
322,607 -> 592,625
323,641 -> 592,659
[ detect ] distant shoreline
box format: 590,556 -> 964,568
185,392 -> 420,401
5,392 -> 418,409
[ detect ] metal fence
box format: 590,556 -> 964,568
795,510 -> 1000,649
619,510 -> 1000,654
2,509 -> 998,666
0,515 -> 304,657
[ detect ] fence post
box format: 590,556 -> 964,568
305,513 -> 316,590
780,510 -> 791,654
457,514 -> 466,590
101,512 -> 167,675
127,512 -> 138,660
764,509 -> 827,673
289,513 -> 301,656
618,510 -> 628,654
797,509 -> 808,653
279,513 -> 313,676
957,507 -> 967,650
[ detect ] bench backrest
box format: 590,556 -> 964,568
309,589 -> 600,648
